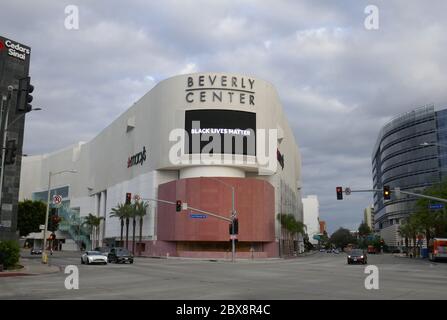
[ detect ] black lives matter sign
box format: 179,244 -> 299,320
185,109 -> 256,156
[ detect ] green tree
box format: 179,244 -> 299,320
398,222 -> 411,256
82,213 -> 104,250
277,213 -> 306,255
358,222 -> 372,237
0,240 -> 20,269
17,200 -> 46,237
330,227 -> 357,249
414,181 -> 447,239
400,218 -> 422,257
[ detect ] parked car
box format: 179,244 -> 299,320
30,247 -> 42,255
108,247 -> 134,264
319,248 -> 326,252
347,249 -> 367,264
94,246 -> 112,256
81,251 -> 108,265
367,245 -> 378,254
332,249 -> 340,254
429,238 -> 447,261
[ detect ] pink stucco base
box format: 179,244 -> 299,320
124,240 -> 279,259
121,177 -> 280,259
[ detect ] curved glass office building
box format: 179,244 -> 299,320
372,105 -> 447,245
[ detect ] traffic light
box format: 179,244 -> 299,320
125,193 -> 132,205
383,185 -> 391,200
176,200 -> 182,212
336,186 -> 343,200
48,208 -> 60,232
229,218 -> 239,235
16,76 -> 34,113
4,140 -> 17,165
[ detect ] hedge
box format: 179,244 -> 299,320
0,240 -> 20,269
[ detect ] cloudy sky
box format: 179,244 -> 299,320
1,1 -> 446,234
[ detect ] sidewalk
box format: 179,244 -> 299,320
0,257 -> 61,277
135,250 -> 317,263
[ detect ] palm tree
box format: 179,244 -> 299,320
133,201 -> 149,256
110,203 -> 130,247
129,204 -> 137,255
82,213 -> 104,249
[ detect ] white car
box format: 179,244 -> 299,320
81,251 -> 108,265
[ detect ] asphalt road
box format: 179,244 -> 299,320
1,251 -> 447,300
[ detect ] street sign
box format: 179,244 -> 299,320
345,187 -> 351,195
230,234 -> 238,240
313,234 -> 321,240
39,224 -> 45,230
190,213 -> 207,219
52,195 -> 62,205
182,202 -> 188,210
429,203 -> 444,210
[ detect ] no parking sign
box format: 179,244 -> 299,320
52,195 -> 62,205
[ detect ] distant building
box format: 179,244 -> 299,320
302,195 -> 320,244
350,230 -> 359,240
372,105 -> 447,248
363,205 -> 375,231
319,220 -> 327,235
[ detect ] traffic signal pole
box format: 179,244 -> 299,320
340,187 -> 447,203
140,197 -> 236,262
395,189 -> 447,204
140,197 -> 232,222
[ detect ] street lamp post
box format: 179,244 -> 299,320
42,169 -> 77,264
204,177 -> 236,263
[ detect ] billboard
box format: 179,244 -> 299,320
185,109 -> 256,156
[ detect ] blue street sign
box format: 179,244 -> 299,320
190,214 -> 207,219
429,203 -> 444,210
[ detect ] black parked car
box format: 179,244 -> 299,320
108,247 -> 134,264
347,249 -> 367,264
30,247 -> 42,255
94,246 -> 112,256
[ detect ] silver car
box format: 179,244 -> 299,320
81,251 -> 108,265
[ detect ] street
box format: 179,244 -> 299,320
1,251 -> 447,300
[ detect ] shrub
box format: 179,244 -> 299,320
0,240 -> 20,269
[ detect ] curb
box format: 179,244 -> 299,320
0,263 -> 62,278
